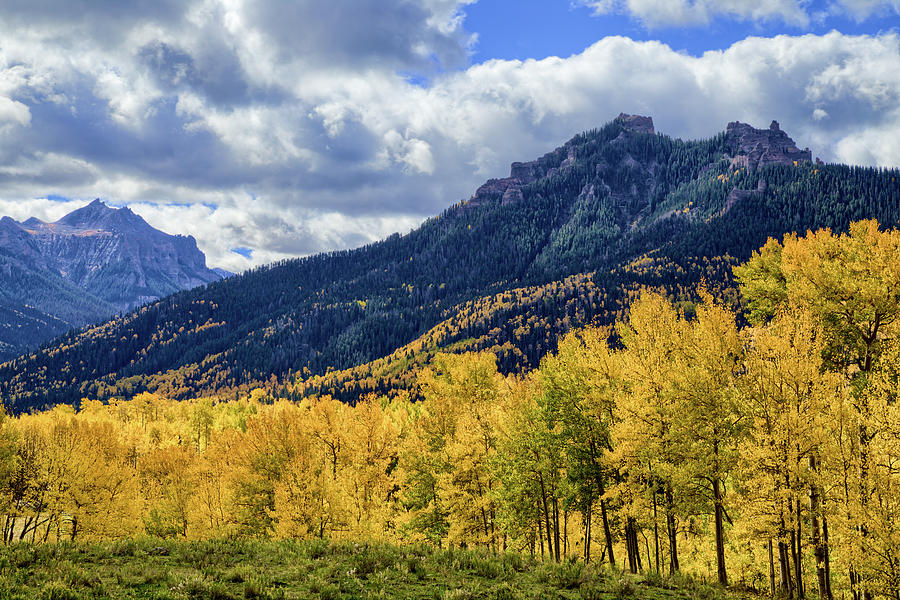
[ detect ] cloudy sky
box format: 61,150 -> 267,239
0,0 -> 898,272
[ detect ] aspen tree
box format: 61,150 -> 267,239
401,352 -> 502,549
737,221 -> 900,600
492,374 -> 547,555
139,444 -> 198,538
342,395 -> 401,539
739,306 -> 843,599
538,326 -> 619,565
670,293 -> 744,586
615,292 -> 744,583
614,292 -> 688,575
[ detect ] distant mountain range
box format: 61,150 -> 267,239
0,200 -> 224,361
2,115 -> 898,412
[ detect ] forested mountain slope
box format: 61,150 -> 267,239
2,114 -> 898,411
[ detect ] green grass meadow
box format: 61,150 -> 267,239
0,538 -> 757,600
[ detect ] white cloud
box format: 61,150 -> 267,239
578,0 -> 900,27
578,0 -> 811,27
834,119 -> 900,166
834,0 -> 900,20
382,131 -> 437,174
127,199 -> 423,273
93,69 -> 162,128
0,197 -> 87,223
0,97 -> 30,128
0,61 -> 32,134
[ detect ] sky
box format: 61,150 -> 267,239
0,1 -> 899,272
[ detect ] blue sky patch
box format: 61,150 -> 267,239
464,0 -> 900,60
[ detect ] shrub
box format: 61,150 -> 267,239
610,574 -> 636,599
172,575 -> 237,600
39,584 -> 83,600
303,539 -> 330,560
348,543 -> 400,577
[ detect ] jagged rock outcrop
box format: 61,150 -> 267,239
509,161 -> 542,183
615,113 -> 655,134
468,160 -> 544,208
726,120 -> 811,168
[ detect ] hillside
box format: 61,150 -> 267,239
0,201 -> 223,361
1,114 -> 898,411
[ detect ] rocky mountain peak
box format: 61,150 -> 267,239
1,200 -> 223,314
725,120 -> 811,168
55,198 -> 151,233
0,216 -> 28,239
0,216 -> 40,261
55,198 -> 110,222
467,113 -> 660,209
20,217 -> 45,228
0,215 -> 20,229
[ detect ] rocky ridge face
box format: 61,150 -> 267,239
466,116 -> 812,229
0,216 -> 42,264
469,113 -> 657,209
725,120 -> 812,168
13,199 -> 222,312
614,113 -> 655,134
0,200 -> 224,362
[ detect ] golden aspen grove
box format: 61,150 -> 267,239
2,221 -> 900,600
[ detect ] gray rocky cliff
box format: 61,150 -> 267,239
725,120 -> 812,168
15,199 -> 223,312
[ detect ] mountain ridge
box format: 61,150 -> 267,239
2,114 -> 897,411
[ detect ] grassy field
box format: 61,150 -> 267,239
0,538 -> 757,600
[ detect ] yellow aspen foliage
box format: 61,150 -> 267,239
191,433 -> 238,537
851,339 -> 900,597
139,444 -> 198,538
341,395 -> 401,540
737,306 -> 845,598
737,221 -> 900,599
227,401 -> 310,537
614,291 -> 743,583
44,416 -> 141,540
491,373 -> 544,551
538,326 -> 619,565
400,352 -> 502,549
613,292 -> 688,574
